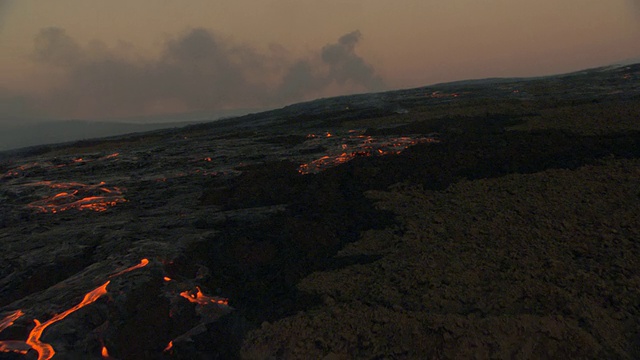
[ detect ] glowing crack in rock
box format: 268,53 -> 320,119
0,310 -> 29,355
0,340 -> 31,355
101,346 -> 109,358
163,340 -> 174,352
109,258 -> 149,278
0,310 -> 24,332
298,132 -> 439,174
24,181 -> 127,213
1,162 -> 44,179
1,153 -> 120,179
180,287 -> 229,306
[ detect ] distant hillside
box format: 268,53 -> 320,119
0,120 -> 199,151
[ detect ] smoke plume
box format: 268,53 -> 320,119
6,27 -> 385,120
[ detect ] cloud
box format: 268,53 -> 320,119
277,31 -> 385,102
629,0 -> 640,18
0,0 -> 14,33
33,27 -> 84,66
321,31 -> 385,90
5,27 -> 385,120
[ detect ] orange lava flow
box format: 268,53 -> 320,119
109,258 -> 149,278
0,340 -> 30,355
26,281 -> 110,360
0,310 -> 24,332
25,181 -> 127,213
103,153 -> 119,159
0,258 -> 150,359
0,310 -> 29,355
180,287 -> 229,306
163,340 -> 173,352
298,134 -> 439,174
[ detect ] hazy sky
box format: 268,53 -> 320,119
1,0 -> 639,120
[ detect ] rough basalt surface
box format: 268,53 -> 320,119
242,158 -> 640,359
1,63 -> 639,359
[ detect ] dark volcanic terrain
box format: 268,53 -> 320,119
1,64 -> 639,359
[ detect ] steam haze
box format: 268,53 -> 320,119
7,27 -> 383,120
0,0 -> 639,150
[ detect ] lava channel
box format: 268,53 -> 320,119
0,259 -> 149,359
24,181 -> 127,213
299,133 -> 438,174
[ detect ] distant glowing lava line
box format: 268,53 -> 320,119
109,258 -> 149,278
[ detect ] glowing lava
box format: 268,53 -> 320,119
0,310 -> 24,332
24,181 -> 127,213
109,258 -> 149,278
0,259 -> 150,359
180,287 -> 229,306
0,310 -> 29,355
0,340 -> 30,355
298,133 -> 438,174
2,153 -> 120,179
163,340 -> 173,352
25,281 -> 110,360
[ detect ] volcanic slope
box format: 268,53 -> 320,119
0,63 -> 639,359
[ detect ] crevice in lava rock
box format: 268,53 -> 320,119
104,277 -> 173,359
0,246 -> 97,308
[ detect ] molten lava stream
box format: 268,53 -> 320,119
163,340 -> 173,352
0,259 -> 150,359
0,310 -> 29,355
26,281 -> 110,360
180,287 -> 229,306
0,310 -> 24,332
109,258 -> 149,278
24,181 -> 127,213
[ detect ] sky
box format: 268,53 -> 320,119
1,0 -> 639,122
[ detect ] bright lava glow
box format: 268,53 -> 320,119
180,287 -> 229,306
109,258 -> 149,278
25,181 -> 127,213
163,340 -> 173,352
0,258 -> 150,359
298,133 -> 438,174
0,310 -> 29,355
26,281 -> 110,360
